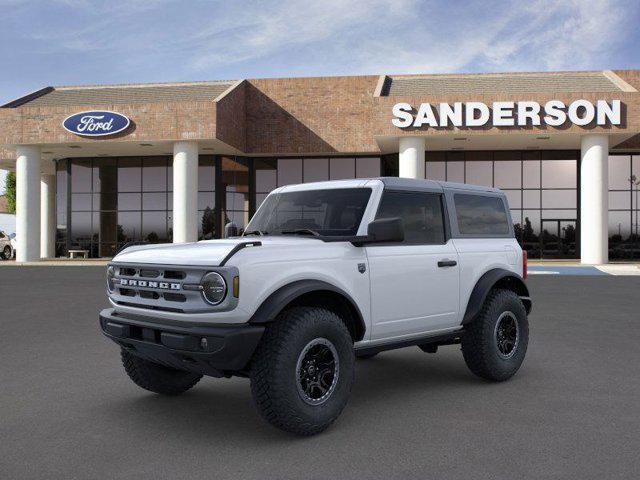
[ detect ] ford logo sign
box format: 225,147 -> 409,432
62,110 -> 130,137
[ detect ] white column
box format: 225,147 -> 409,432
40,173 -> 56,258
580,134 -> 609,264
16,145 -> 41,262
172,141 -> 198,243
399,136 -> 425,179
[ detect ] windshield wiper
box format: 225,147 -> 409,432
243,230 -> 267,236
280,228 -> 321,237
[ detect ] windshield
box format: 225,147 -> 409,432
245,188 -> 372,237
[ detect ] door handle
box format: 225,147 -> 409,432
438,259 -> 457,267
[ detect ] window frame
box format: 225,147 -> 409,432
372,188 -> 450,246
446,190 -> 514,239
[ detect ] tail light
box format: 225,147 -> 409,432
522,250 -> 528,279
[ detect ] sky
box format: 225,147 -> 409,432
1,0 -> 639,193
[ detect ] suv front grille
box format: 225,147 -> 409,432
110,265 -> 205,312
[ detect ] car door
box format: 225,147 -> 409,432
366,190 -> 460,341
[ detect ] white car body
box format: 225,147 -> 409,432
109,179 -> 524,348
0,230 -> 14,260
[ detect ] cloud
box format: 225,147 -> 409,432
0,0 -> 637,106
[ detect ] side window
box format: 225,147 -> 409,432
375,191 -> 445,244
454,194 -> 510,235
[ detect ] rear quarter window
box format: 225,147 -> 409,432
454,194 -> 510,236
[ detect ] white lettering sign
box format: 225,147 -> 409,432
77,115 -> 114,133
391,100 -> 622,128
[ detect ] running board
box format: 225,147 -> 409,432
354,330 -> 462,356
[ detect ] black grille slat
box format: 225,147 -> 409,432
163,293 -> 187,303
164,270 -> 186,280
139,269 -> 160,278
120,267 -> 136,276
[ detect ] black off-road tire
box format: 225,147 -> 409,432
121,349 -> 202,395
461,289 -> 528,382
250,306 -> 355,436
2,246 -> 11,260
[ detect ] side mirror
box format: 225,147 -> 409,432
366,217 -> 404,243
224,222 -> 238,238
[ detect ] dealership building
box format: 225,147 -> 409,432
1,69 -> 639,263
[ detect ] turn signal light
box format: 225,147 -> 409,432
522,250 -> 528,279
233,276 -> 240,297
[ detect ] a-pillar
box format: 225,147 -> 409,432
16,145 -> 41,262
580,134 -> 609,264
172,141 -> 199,243
399,137 -> 425,179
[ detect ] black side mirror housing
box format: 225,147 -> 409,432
368,217 -> 404,243
224,222 -> 239,238
352,217 -> 404,246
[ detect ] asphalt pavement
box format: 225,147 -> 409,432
1,267 -> 639,479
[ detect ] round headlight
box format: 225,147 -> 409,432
201,272 -> 227,305
106,266 -> 116,292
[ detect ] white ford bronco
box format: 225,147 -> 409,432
100,178 -> 531,435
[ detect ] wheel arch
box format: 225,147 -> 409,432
462,268 -> 532,325
249,280 -> 366,342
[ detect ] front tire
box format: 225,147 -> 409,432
2,246 -> 11,260
121,349 -> 202,395
461,289 -> 528,382
250,307 -> 355,436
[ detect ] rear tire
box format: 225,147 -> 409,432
461,289 -> 528,382
121,349 -> 202,395
250,306 -> 355,436
2,246 -> 10,260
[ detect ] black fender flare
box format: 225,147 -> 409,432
249,280 -> 366,341
462,268 -> 532,324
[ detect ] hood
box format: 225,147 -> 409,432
113,236 -> 323,266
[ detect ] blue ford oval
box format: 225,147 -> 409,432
63,110 -> 130,137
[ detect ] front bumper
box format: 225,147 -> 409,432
99,308 -> 264,377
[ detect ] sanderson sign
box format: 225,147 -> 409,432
63,110 -> 131,137
391,99 -> 622,128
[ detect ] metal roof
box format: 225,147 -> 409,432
2,81 -> 236,108
382,72 -> 624,96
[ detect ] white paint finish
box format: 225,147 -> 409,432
40,174 -> 56,258
113,236 -> 372,330
580,134 -> 609,264
452,238 -> 523,320
172,141 -> 198,243
15,146 -> 41,262
365,241 -> 460,340
399,137 -> 425,179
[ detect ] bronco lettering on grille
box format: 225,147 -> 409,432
119,279 -> 181,290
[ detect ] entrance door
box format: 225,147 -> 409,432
366,190 -> 460,340
540,219 -> 577,259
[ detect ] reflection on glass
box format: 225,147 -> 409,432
118,158 -> 142,191
426,161 -> 446,181
329,158 -> 355,180
494,161 -> 521,189
356,158 -> 381,178
277,158 -> 302,186
465,161 -> 492,187
305,158 -> 329,182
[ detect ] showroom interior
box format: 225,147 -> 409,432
1,70 -> 639,263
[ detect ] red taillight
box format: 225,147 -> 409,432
522,250 -> 528,279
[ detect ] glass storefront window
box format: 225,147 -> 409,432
608,154 -> 640,259
356,157 -> 381,178
329,157 -> 355,180
305,158 -> 329,182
